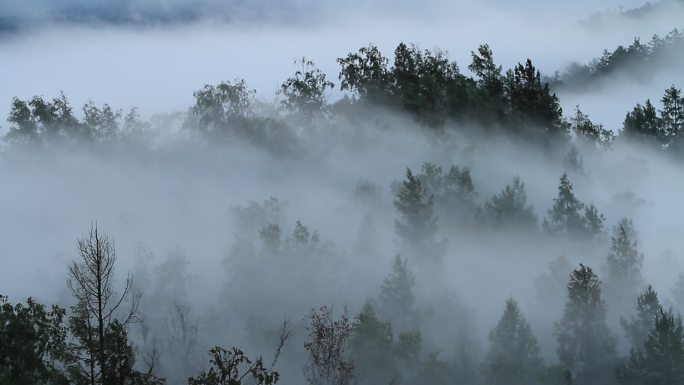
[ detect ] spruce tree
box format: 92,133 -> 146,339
616,307 -> 684,385
545,173 -> 586,236
378,255 -> 417,332
555,264 -> 617,385
605,219 -> 644,312
483,299 -> 543,385
349,302 -> 398,385
481,177 -> 537,231
394,168 -> 441,258
659,85 -> 684,139
620,285 -> 661,350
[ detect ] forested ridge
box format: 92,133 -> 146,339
4,24 -> 684,385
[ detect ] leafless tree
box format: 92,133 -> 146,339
303,306 -> 356,385
68,223 -> 140,385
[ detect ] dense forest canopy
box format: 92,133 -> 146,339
4,1 -> 684,385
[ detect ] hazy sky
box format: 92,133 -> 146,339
1,0 -> 680,131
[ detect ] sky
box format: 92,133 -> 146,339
1,0 -> 680,131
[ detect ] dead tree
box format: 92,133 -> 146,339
68,223 -> 139,385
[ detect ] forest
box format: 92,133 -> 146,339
3,0 -> 684,385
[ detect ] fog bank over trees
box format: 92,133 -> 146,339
4,0 -> 684,384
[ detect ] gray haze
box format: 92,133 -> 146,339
2,1 -> 684,384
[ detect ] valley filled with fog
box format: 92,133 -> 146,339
3,1 -> 684,385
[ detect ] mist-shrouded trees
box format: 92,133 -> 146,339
394,168 -> 444,259
67,224 -> 159,385
570,107 -> 613,148
348,302 -> 398,385
416,163 -> 477,230
0,295 -> 69,385
480,177 -> 537,231
278,57 -> 334,118
604,219 -> 644,313
622,99 -> 662,143
620,285 -> 661,350
483,298 -> 543,385
616,307 -> 684,385
337,44 -> 391,103
659,85 -> 684,139
6,93 -> 83,143
378,255 -> 417,332
303,306 -> 356,385
555,264 -> 617,385
544,173 -> 605,239
506,59 -> 565,136
187,347 -> 279,385
469,44 -> 506,124
191,79 -> 256,134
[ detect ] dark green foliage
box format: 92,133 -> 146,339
621,285 -> 661,350
468,44 -> 506,124
570,107 -> 613,148
622,100 -> 663,143
0,295 -> 69,385
348,302 -> 398,385
191,79 -> 255,133
6,93 -> 85,143
506,59 -> 565,136
659,85 -> 684,139
544,173 -> 604,239
483,299 -> 543,385
337,44 -> 391,103
555,264 -> 617,385
278,57 -> 334,117
481,177 -> 537,231
616,308 -> 684,385
188,347 -> 278,385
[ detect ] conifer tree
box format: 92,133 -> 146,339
483,299 -> 543,385
620,285 -> 661,350
616,307 -> 684,385
605,219 -> 644,311
659,85 -> 684,139
481,177 -> 537,230
349,302 -> 397,385
555,264 -> 617,385
394,168 -> 442,258
378,255 -> 417,332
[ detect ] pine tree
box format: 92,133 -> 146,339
555,264 -> 617,385
620,285 -> 661,350
394,168 -> 441,258
605,219 -> 644,311
378,255 -> 417,332
544,173 -> 586,236
616,307 -> 684,385
622,99 -> 664,143
481,177 -> 537,231
545,174 -> 603,238
483,299 -> 543,385
659,85 -> 684,139
349,302 -> 398,385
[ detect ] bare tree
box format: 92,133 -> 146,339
303,306 -> 356,385
67,223 -> 140,385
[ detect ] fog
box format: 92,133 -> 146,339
2,1 -> 684,385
